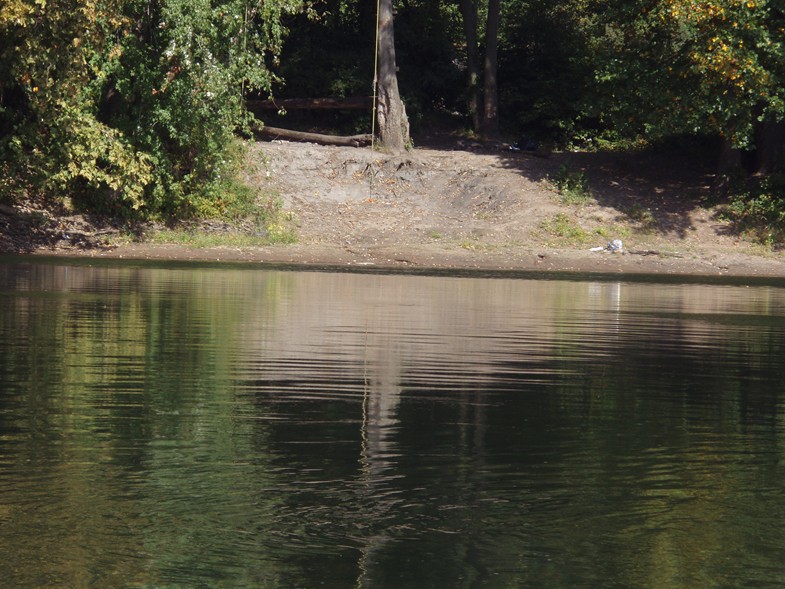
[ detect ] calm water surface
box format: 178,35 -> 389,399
2,259 -> 785,588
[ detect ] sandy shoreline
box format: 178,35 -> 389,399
25,241 -> 785,283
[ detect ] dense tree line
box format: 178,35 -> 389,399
1,0 -> 784,230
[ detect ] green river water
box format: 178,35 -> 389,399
1,258 -> 785,588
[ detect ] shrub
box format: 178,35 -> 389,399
550,164 -> 592,204
724,175 -> 785,247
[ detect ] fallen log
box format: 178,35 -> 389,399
247,97 -> 372,110
252,124 -> 373,147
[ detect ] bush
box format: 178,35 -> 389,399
550,164 -> 592,204
724,175 -> 785,247
0,0 -> 304,220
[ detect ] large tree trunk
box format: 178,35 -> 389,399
458,0 -> 481,134
376,0 -> 410,153
482,0 -> 501,139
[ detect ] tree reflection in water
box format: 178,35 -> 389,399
1,261 -> 784,588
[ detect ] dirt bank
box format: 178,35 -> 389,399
7,138 -> 785,279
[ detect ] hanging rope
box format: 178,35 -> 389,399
371,0 -> 381,151
369,0 -> 381,199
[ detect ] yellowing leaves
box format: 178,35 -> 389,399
0,1 -> 35,27
662,0 -> 760,26
660,0 -> 774,103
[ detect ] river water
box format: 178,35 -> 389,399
2,258 -> 785,588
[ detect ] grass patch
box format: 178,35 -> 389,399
163,213 -> 296,245
594,223 -> 631,240
138,195 -> 297,248
549,164 -> 593,205
541,215 -> 631,247
146,230 -> 271,248
540,213 -> 591,245
459,238 -> 496,251
624,203 -> 658,233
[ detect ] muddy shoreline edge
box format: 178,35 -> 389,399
21,240 -> 785,283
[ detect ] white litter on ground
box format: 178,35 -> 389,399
590,239 -> 624,253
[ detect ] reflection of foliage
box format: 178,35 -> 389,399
4,267 -> 785,586
0,265 -> 290,585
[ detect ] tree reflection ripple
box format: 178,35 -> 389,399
1,261 -> 784,588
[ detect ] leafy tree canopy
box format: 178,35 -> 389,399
1,0 -> 304,217
591,0 -> 785,147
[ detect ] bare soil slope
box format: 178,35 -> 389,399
6,138 -> 785,278
240,139 -> 784,276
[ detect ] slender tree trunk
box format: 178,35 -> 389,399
458,0 -> 481,134
714,135 -> 743,192
482,0 -> 501,139
718,137 -> 742,173
376,0 -> 410,153
754,118 -> 785,176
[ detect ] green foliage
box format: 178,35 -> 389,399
102,0 -> 306,217
723,174 -> 785,245
625,203 -> 658,232
0,0 -> 305,218
589,0 -> 785,147
172,140 -> 296,240
550,164 -> 593,204
540,212 -> 591,244
0,0 -> 143,205
498,0 -> 597,143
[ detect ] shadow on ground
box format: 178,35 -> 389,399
419,133 -> 722,239
0,206 -> 119,254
